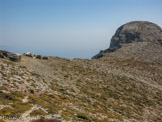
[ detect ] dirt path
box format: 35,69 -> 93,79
21,105 -> 36,118
5,105 -> 35,122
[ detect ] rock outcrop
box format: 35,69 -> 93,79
24,52 -> 48,60
92,21 -> 162,59
0,50 -> 21,62
24,52 -> 33,57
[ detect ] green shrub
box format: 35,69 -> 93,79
30,110 -> 47,116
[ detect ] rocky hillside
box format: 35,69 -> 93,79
0,21 -> 162,122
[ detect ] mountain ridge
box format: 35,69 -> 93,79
0,21 -> 162,122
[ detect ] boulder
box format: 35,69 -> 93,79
0,52 -> 5,58
24,52 -> 33,57
42,56 -> 48,60
9,55 -> 21,62
0,50 -> 21,62
35,55 -> 42,59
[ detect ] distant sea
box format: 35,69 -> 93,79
0,45 -> 93,59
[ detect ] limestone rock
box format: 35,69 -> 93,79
24,52 -> 33,57
0,50 -> 21,62
92,21 -> 162,59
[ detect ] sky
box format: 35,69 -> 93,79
0,0 -> 162,59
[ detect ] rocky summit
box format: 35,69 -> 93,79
92,21 -> 162,59
0,21 -> 162,122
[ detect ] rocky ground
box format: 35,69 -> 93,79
0,21 -> 162,122
0,43 -> 161,122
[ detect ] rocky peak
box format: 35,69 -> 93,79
92,21 -> 162,59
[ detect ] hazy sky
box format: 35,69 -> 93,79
0,0 -> 162,59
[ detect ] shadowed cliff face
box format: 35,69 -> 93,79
92,21 -> 162,59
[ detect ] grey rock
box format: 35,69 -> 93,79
92,21 -> 162,59
35,55 -> 42,59
0,52 -> 5,58
0,50 -> 21,62
8,55 -> 21,62
24,52 -> 33,58
42,56 -> 48,60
